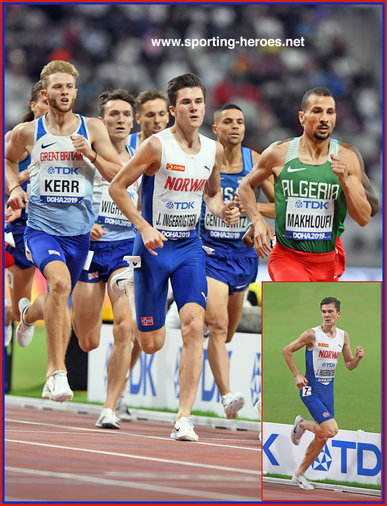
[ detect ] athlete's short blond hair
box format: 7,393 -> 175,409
40,60 -> 79,89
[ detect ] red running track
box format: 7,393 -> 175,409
5,404 -> 260,502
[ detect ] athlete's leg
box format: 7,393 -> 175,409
295,418 -> 338,476
72,280 -> 105,351
103,271 -> 135,410
8,265 -> 36,321
226,289 -> 247,343
205,277 -> 231,396
42,261 -> 72,377
177,302 -> 205,420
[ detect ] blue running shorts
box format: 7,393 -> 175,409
299,385 -> 335,425
78,238 -> 135,283
203,246 -> 258,295
5,228 -> 35,270
24,226 -> 90,293
133,235 -> 207,332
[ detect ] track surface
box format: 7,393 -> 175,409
262,482 -> 381,502
5,405 -> 260,502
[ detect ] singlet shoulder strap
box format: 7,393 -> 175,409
284,137 -> 300,164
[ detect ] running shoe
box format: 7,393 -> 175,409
96,408 -> 121,429
292,473 -> 315,490
5,322 -> 13,347
16,298 -> 35,347
221,392 -> 245,419
115,394 -> 132,421
170,417 -> 199,442
291,415 -> 305,445
42,370 -> 74,402
109,267 -> 133,295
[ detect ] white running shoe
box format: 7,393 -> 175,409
292,473 -> 315,490
16,298 -> 35,347
109,267 -> 133,295
96,408 -> 121,429
115,394 -> 132,421
170,417 -> 199,442
221,392 -> 245,419
42,370 -> 73,402
291,415 -> 305,445
5,322 -> 13,347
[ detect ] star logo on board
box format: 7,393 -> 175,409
173,347 -> 181,399
250,352 -> 261,406
312,443 -> 332,471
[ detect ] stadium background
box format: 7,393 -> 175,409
4,3 -> 383,276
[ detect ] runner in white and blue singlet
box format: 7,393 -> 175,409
109,73 -> 240,442
283,297 -> 364,490
200,104 -> 274,419
4,82 -> 48,344
5,60 -> 121,403
72,89 -> 140,430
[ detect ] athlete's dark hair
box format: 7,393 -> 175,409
301,87 -> 334,111
167,73 -> 205,107
320,297 -> 341,312
135,89 -> 167,114
213,103 -> 243,122
22,81 -> 44,122
98,89 -> 135,117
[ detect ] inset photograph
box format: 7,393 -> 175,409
261,282 -> 381,501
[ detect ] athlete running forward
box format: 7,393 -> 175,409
5,60 -> 121,402
282,297 -> 364,489
109,73 -> 239,441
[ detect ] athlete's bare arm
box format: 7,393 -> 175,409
239,143 -> 287,257
109,136 -> 167,255
342,331 -> 364,370
74,118 -> 121,181
282,329 -> 315,389
331,146 -> 371,226
341,141 -> 379,216
203,142 -> 240,225
5,122 -> 35,208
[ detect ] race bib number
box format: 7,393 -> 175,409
40,165 -> 85,204
285,197 -> 334,240
301,386 -> 312,397
97,187 -> 134,229
204,207 -> 249,240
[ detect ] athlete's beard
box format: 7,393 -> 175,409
49,96 -> 76,113
313,131 -> 331,141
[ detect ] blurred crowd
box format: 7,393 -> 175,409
4,3 -> 383,264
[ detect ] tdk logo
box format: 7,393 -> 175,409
295,200 -> 329,210
47,166 -> 79,175
166,201 -> 194,210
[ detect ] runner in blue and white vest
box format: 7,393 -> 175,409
5,60 -> 122,403
109,73 -> 240,442
72,89 -> 141,430
4,81 -> 49,345
283,296 -> 364,490
200,104 -> 275,420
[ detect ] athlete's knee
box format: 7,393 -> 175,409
78,337 -> 99,352
113,320 -> 134,344
47,272 -> 71,296
207,316 -> 228,341
181,317 -> 205,344
320,420 -> 338,439
139,330 -> 165,354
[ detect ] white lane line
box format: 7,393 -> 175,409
5,418 -> 259,452
6,439 -> 260,475
5,466 -> 259,502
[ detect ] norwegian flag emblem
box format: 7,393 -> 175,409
141,316 -> 154,326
